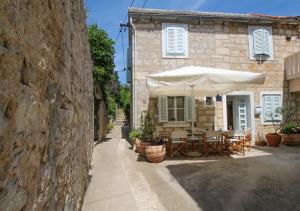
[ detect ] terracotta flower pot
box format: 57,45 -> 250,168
135,138 -> 148,156
265,133 -> 282,147
145,145 -> 166,163
282,134 -> 300,146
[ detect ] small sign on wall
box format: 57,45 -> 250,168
216,95 -> 222,102
204,96 -> 215,107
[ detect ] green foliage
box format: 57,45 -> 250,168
107,96 -> 117,117
281,123 -> 300,135
88,24 -> 120,118
129,129 -> 142,140
119,85 -> 130,120
139,111 -> 156,141
108,122 -> 114,130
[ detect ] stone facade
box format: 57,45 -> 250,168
129,9 -> 300,139
0,1 -> 93,210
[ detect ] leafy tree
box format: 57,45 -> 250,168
88,24 -> 119,119
119,84 -> 131,120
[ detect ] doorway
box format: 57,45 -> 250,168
226,95 -> 251,130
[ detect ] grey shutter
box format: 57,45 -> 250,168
166,28 -> 176,54
263,95 -> 273,122
175,28 -> 185,54
185,96 -> 194,122
253,28 -> 271,57
253,29 -> 264,55
262,29 -> 271,56
158,96 -> 168,122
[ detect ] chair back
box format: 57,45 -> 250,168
171,130 -> 187,139
244,128 -> 252,138
228,130 -> 244,137
206,130 -> 222,142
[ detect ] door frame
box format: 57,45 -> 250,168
223,91 -> 255,141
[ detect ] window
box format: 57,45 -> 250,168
162,23 -> 188,58
261,92 -> 282,124
158,96 -> 194,122
248,26 -> 273,60
168,97 -> 185,121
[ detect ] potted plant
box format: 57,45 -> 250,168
276,105 -> 300,146
142,112 -> 166,163
281,123 -> 300,146
129,129 -> 142,152
265,108 -> 282,147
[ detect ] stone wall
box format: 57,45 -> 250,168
131,19 -> 300,138
0,1 -> 93,210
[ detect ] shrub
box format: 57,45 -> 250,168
281,123 -> 300,135
108,122 -> 114,130
129,129 -> 141,140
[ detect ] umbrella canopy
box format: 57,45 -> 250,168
146,66 -> 265,96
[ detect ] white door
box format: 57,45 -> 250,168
233,96 -> 250,130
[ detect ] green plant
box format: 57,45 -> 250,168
140,111 -> 156,142
281,123 -> 300,135
129,129 -> 141,140
269,107 -> 282,134
108,122 -> 114,130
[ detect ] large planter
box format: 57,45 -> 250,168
282,134 -> 300,146
145,145 -> 166,163
135,138 -> 148,156
265,133 -> 282,147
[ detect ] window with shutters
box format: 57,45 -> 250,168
248,26 -> 273,60
162,23 -> 188,58
158,96 -> 194,123
261,92 -> 282,124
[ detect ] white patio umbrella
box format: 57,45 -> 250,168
146,66 -> 265,157
146,66 -> 265,97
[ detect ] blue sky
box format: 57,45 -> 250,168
85,0 -> 300,84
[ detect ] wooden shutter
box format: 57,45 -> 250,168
158,96 -> 168,122
166,28 -> 176,54
273,95 -> 282,120
253,28 -> 271,56
253,29 -> 264,55
263,29 -> 270,56
185,96 -> 194,122
175,28 -> 185,54
263,95 -> 273,122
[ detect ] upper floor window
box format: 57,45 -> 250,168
248,26 -> 273,60
162,23 -> 188,58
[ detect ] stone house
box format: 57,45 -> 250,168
127,8 -> 300,140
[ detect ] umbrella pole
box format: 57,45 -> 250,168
191,85 -> 195,140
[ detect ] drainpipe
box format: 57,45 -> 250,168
129,17 -> 137,128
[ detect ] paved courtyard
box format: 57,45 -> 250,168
83,125 -> 300,211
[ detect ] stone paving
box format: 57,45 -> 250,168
83,125 -> 300,211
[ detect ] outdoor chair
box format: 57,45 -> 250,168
168,130 -> 187,158
203,131 -> 223,156
243,128 -> 252,152
224,130 -> 245,156
156,131 -> 170,144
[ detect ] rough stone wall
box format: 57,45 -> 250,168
97,101 -> 108,140
132,20 -> 300,137
0,1 -> 93,210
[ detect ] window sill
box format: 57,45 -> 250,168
163,122 -> 191,128
162,55 -> 189,59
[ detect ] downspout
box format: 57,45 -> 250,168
129,17 -> 137,128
